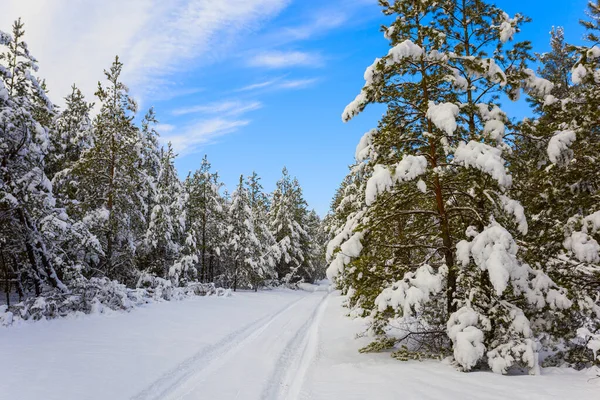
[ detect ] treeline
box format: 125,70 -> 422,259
0,19 -> 326,314
326,0 -> 599,373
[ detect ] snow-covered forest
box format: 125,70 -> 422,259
1,0 -> 600,398
0,19 -> 327,325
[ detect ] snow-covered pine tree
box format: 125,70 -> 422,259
137,108 -> 162,229
304,210 -> 327,281
247,172 -> 278,286
143,143 -> 185,279
184,155 -> 226,283
227,175 -> 262,291
269,167 -> 311,284
0,20 -> 69,294
327,0 -> 571,374
514,4 -> 600,368
46,85 -> 94,182
68,56 -> 147,284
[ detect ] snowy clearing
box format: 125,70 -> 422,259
1,290 -> 598,400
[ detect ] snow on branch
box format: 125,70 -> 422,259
426,101 -> 459,136
365,156 -> 428,205
453,141 -> 512,187
547,130 -> 576,165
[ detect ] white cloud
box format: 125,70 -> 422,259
155,123 -> 176,134
248,51 -> 322,68
172,100 -> 262,116
161,118 -> 250,154
0,0 -> 289,106
235,77 -> 318,92
277,78 -> 318,89
281,12 -> 347,40
235,78 -> 282,92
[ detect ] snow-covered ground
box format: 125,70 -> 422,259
1,290 -> 598,400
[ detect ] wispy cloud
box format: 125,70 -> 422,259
281,12 -> 347,40
161,118 -> 250,155
172,100 -> 262,116
234,77 -> 318,92
277,78 -> 318,89
171,101 -> 262,116
0,0 -> 290,106
155,123 -> 176,134
248,51 -> 322,69
150,87 -> 204,102
235,78 -> 282,92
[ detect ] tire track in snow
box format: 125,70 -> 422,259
130,294 -> 309,400
261,292 -> 330,400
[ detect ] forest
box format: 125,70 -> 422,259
0,20 -> 327,324
1,0 -> 599,388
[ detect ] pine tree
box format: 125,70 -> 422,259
269,167 -> 312,284
46,85 -> 94,181
184,156 -> 226,283
143,143 -> 185,278
68,56 -> 147,284
327,0 -> 570,373
514,3 -> 600,367
227,175 -> 262,291
0,20 -> 69,294
246,171 -> 278,285
304,210 -> 327,281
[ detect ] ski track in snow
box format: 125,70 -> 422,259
131,293 -> 315,400
261,293 -> 329,400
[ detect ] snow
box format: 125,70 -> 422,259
572,64 -> 587,84
305,294 -> 600,399
577,327 -> 600,362
340,231 -> 364,258
523,68 -> 554,96
342,91 -> 368,122
499,195 -> 528,235
454,141 -> 512,187
1,291 -> 598,399
498,13 -> 518,43
385,39 -> 423,65
365,156 -> 428,205
355,128 -> 375,162
447,307 -> 489,371
374,264 -> 445,317
456,224 -> 523,296
426,101 -> 459,135
564,231 -> 600,263
547,130 -> 576,164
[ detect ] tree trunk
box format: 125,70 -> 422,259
1,251 -> 9,306
233,260 -> 238,292
416,21 -> 456,315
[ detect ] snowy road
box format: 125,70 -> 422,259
1,290 -> 599,400
131,291 -> 329,400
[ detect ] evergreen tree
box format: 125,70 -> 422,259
0,20 -> 69,294
327,0 -> 570,373
269,167 -> 312,283
514,3 -> 600,367
246,171 -> 278,285
68,56 -> 147,284
184,156 -> 226,283
143,143 -> 185,278
227,175 -> 261,291
46,85 -> 94,181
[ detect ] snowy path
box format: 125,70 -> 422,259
131,291 -> 329,400
1,290 -> 599,400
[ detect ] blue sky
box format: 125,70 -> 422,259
0,0 -> 592,215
